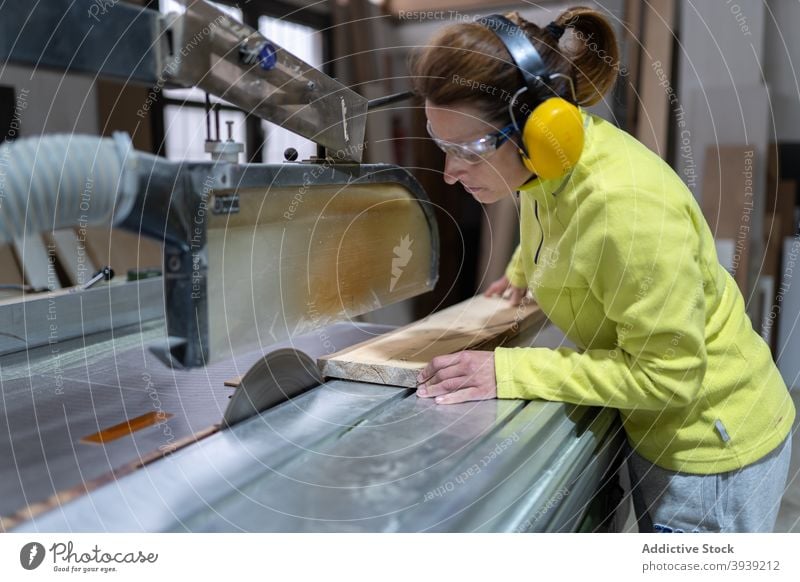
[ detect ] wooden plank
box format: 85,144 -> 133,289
764,180 -> 796,354
0,243 -> 23,300
623,0 -> 644,133
12,235 -> 59,290
777,180 -> 797,239
701,145 -> 756,294
762,216 -> 782,353
83,226 -> 162,275
0,244 -> 22,284
224,376 -> 242,388
97,79 -> 154,153
318,295 -> 545,388
476,195 -> 519,292
635,0 -> 676,158
763,180 -> 796,279
45,228 -> 97,287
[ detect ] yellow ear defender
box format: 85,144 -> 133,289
519,96 -> 584,179
480,15 -> 584,180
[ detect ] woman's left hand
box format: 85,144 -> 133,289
415,351 -> 497,404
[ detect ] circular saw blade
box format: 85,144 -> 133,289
223,348 -> 322,427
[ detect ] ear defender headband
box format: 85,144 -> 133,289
480,15 -> 584,180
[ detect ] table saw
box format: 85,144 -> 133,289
0,0 -> 625,532
1,300 -> 624,532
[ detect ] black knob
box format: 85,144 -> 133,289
284,147 -> 299,161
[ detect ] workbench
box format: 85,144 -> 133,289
1,280 -> 625,532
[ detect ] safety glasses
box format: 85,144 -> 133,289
426,120 -> 516,164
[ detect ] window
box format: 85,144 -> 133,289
157,1 -> 323,164
158,1 -> 244,162
259,15 -> 323,162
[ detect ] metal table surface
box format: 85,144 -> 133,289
3,315 -> 624,532
0,317 -> 393,525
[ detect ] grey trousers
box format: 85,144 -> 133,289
627,432 -> 793,533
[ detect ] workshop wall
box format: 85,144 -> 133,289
0,64 -> 99,136
764,0 -> 800,142
762,0 -> 800,388
0,65 -> 100,291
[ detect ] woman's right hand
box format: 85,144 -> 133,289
483,275 -> 529,306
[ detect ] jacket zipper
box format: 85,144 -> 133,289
534,199 -> 543,264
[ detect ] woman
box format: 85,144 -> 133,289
410,7 -> 794,533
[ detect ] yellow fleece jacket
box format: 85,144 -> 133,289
495,111 -> 795,474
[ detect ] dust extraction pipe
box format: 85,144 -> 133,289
0,132 -> 139,242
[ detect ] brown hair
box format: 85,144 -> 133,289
409,7 -> 619,123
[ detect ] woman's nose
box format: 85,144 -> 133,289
443,154 -> 469,185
